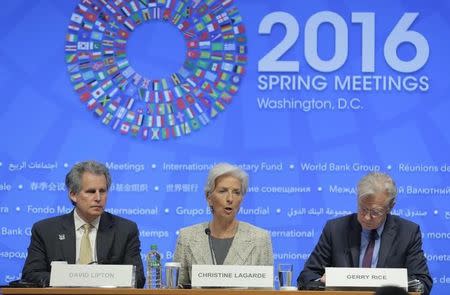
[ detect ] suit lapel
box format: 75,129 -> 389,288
60,211 -> 76,264
190,223 -> 213,264
377,215 -> 396,267
96,212 -> 115,263
223,223 -> 253,265
348,214 -> 362,267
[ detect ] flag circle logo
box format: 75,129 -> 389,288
65,0 -> 247,140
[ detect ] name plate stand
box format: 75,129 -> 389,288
50,263 -> 135,288
325,267 -> 407,290
191,265 -> 273,288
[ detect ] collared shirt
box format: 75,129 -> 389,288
74,210 -> 100,264
359,220 -> 386,268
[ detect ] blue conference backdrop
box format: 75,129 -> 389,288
0,0 -> 449,293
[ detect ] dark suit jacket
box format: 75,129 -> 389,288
21,211 -> 145,288
298,213 -> 432,295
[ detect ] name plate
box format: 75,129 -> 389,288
50,263 -> 136,288
325,267 -> 407,290
191,265 -> 273,288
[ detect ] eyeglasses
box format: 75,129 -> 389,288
358,206 -> 387,218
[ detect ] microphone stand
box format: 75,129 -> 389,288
204,228 -> 217,265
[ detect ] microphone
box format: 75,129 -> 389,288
204,228 -> 216,265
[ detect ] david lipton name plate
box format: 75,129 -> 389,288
50,263 -> 135,287
192,264 -> 273,288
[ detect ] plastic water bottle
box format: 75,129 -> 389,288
146,244 -> 162,289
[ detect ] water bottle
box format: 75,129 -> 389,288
146,244 -> 162,289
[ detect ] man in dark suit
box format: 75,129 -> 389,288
298,172 -> 432,295
21,161 -> 145,288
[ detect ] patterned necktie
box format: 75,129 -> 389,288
362,229 -> 378,268
79,224 -> 92,264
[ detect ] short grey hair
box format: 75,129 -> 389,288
357,172 -> 397,207
65,161 -> 111,205
205,163 -> 249,197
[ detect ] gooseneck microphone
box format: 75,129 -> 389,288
204,228 -> 217,265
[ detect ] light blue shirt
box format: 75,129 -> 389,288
359,221 -> 386,268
